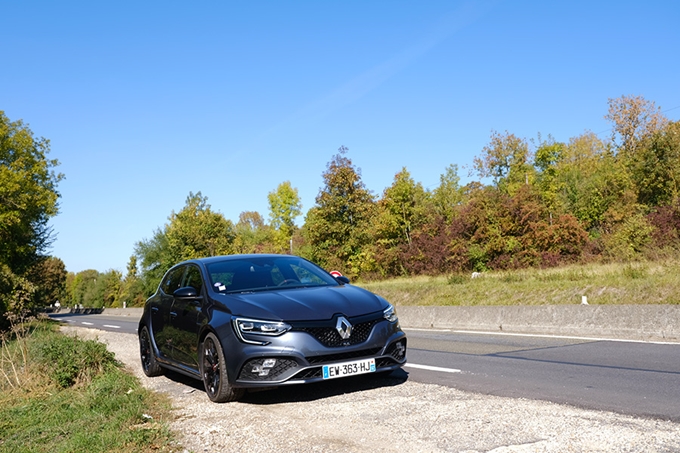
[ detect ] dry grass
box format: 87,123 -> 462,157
357,260 -> 680,306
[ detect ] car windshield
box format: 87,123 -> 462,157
206,256 -> 340,293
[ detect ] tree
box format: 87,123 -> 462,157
120,255 -> 146,307
533,135 -> 565,215
628,121 -> 680,207
378,168 -> 428,247
304,147 -> 376,275
165,192 -> 235,260
27,256 -> 67,307
553,132 -> 629,231
431,164 -> 463,223
267,181 -> 302,250
0,111 -> 63,323
473,131 -> 533,194
136,192 -> 235,294
0,111 -> 63,274
605,95 -> 668,157
233,211 -> 276,254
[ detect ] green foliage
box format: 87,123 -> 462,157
0,112 -> 63,275
304,147 -> 376,275
135,192 -> 235,295
604,213 -> 654,260
267,181 -> 302,243
31,330 -> 118,388
629,121 -> 680,206
0,265 -> 36,327
165,192 -> 235,260
117,95 -> 680,282
233,211 -> 277,254
474,130 -> 534,194
0,111 -> 63,322
27,256 -> 67,307
1,325 -> 175,452
431,164 -> 463,222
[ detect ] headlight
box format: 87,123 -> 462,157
383,304 -> 398,323
233,317 -> 291,345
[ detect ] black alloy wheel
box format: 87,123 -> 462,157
200,332 -> 244,403
139,326 -> 163,377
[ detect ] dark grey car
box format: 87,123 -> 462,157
138,254 -> 407,402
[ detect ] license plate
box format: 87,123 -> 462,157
322,358 -> 376,380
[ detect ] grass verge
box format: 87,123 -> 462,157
0,319 -> 177,453
358,260 -> 680,306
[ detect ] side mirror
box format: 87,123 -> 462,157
173,286 -> 201,299
335,276 -> 350,284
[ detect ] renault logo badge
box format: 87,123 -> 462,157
336,316 -> 353,340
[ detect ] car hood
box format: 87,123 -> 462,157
217,284 -> 387,321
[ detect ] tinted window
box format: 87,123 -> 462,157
161,266 -> 185,295
207,256 -> 338,293
183,265 -> 204,294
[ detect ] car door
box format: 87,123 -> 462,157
168,264 -> 205,369
152,265 -> 186,360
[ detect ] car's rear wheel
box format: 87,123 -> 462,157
200,332 -> 244,403
139,326 -> 163,377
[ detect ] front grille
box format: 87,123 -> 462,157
292,313 -> 384,348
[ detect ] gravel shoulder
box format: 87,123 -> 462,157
62,326 -> 680,453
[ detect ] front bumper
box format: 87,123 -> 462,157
224,318 -> 407,388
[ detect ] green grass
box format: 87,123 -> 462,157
357,260 -> 680,306
0,320 -> 177,453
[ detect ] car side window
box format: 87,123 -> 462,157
183,265 -> 203,294
161,266 -> 185,295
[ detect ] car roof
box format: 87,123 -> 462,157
184,254 -> 295,266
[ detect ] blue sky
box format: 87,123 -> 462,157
3,1 -> 679,274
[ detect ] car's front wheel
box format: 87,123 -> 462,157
200,332 -> 244,403
139,326 -> 163,377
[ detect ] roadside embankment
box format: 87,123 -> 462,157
397,304 -> 680,342
99,304 -> 680,342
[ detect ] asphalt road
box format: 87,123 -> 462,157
50,312 -> 680,421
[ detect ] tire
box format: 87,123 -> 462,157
200,332 -> 244,403
139,326 -> 164,377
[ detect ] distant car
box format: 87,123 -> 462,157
138,254 -> 407,402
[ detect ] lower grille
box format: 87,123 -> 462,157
306,347 -> 382,364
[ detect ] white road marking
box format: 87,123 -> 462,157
103,325 -> 121,329
81,322 -> 93,325
402,328 -> 680,345
405,363 -> 462,374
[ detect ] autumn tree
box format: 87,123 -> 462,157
605,95 -> 668,158
474,131 -> 533,194
304,147 -> 376,275
233,211 -> 276,254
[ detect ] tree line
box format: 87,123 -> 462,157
3,95 -> 680,315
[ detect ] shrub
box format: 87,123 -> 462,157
32,331 -> 118,388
